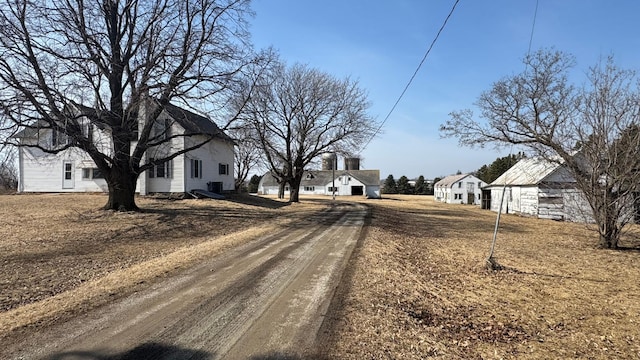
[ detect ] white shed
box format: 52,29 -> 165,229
482,157 -> 592,222
434,173 -> 486,205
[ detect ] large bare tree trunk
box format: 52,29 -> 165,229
103,166 -> 139,211
289,176 -> 302,203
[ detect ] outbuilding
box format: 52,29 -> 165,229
434,173 -> 486,205
482,157 -> 591,222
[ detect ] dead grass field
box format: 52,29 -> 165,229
0,193 -> 327,338
2,193 -> 640,359
321,195 -> 640,359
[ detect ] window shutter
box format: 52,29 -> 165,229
149,158 -> 155,178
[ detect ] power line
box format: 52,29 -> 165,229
359,0 -> 461,153
527,0 -> 539,57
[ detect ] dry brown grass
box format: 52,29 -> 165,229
322,195 -> 640,359
0,193 -> 326,337
3,193 -> 640,358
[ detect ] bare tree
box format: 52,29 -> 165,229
0,0 -> 260,210
441,49 -> 640,249
230,124 -> 263,192
0,146 -> 17,191
244,62 -> 377,202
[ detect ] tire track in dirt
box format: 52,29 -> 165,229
3,202 -> 367,360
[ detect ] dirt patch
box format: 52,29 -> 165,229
0,193 -> 325,338
320,195 -> 640,359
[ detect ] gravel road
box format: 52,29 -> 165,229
4,202 -> 367,360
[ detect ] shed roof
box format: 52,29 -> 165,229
486,157 -> 563,187
434,173 -> 473,188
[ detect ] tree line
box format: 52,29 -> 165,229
381,175 -> 439,195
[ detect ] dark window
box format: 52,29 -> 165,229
64,163 -> 73,180
149,158 -> 172,179
219,163 -> 229,175
191,159 -> 203,178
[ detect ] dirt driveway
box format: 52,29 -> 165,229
3,202 -> 367,360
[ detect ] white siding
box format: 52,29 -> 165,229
519,187 -> 539,216
182,137 -> 234,193
435,176 -> 485,205
19,147 -> 107,193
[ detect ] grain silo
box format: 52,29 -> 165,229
344,157 -> 360,171
321,152 -> 337,170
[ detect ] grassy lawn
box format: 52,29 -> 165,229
321,195 -> 640,359
1,193 -> 639,359
0,193 -> 325,337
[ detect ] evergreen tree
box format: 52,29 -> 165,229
396,175 -> 413,194
248,174 -> 262,193
414,175 -> 426,195
475,153 -> 524,183
382,174 -> 398,194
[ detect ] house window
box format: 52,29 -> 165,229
478,181 -> 482,188
191,159 -> 203,179
82,168 -> 104,180
151,118 -> 171,140
467,182 -> 474,193
64,163 -> 73,180
52,129 -> 70,147
328,186 -> 338,192
83,123 -> 94,143
304,186 -> 315,191
454,194 -> 462,200
148,158 -> 172,178
219,163 -> 229,175
458,182 -> 462,188
93,168 -> 104,179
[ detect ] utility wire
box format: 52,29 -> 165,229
359,0 -> 460,153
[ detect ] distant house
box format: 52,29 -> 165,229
258,169 -> 381,198
434,173 -> 486,205
14,101 -> 235,195
481,157 -> 591,222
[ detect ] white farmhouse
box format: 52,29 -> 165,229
434,173 -> 486,205
258,169 -> 381,198
481,157 -> 591,222
14,102 -> 235,195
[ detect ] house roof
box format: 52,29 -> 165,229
434,173 -> 473,188
12,101 -> 233,142
162,102 -> 233,142
261,169 -> 381,187
486,157 -> 564,187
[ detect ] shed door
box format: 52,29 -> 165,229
62,161 -> 74,189
351,186 -> 364,196
481,189 -> 491,209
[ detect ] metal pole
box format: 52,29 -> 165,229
332,155 -> 336,200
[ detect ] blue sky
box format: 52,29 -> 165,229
249,0 -> 640,179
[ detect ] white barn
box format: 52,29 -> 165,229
481,157 -> 592,222
15,102 -> 235,195
434,173 -> 486,205
258,169 -> 381,198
